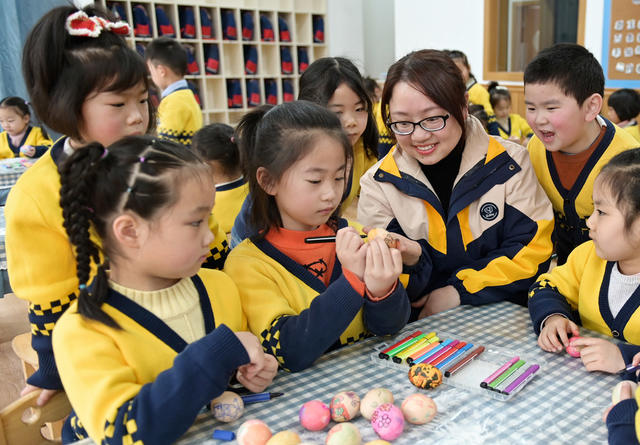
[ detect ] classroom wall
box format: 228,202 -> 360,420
362,0 -> 395,79
327,0 -> 366,71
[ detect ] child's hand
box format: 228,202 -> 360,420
602,381 -> 634,422
234,331 -> 273,391
20,145 -> 35,157
362,227 -> 421,266
572,337 -> 625,373
20,384 -> 58,406
363,236 -> 402,299
538,315 -> 579,352
336,227 -> 367,281
237,354 -> 278,393
417,285 -> 460,318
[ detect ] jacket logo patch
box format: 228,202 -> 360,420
480,202 -> 499,221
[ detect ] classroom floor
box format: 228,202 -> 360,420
0,292 -> 29,409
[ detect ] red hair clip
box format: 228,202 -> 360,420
65,11 -> 130,38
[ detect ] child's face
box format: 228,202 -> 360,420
607,106 -> 621,124
137,173 -> 216,287
587,178 -> 640,271
270,135 -> 346,231
0,107 -> 29,136
525,82 -> 596,154
327,83 -> 368,147
79,81 -> 149,146
388,81 -> 464,166
493,98 -> 511,119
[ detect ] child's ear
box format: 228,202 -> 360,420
256,166 -> 278,196
111,213 -> 147,249
583,93 -> 603,122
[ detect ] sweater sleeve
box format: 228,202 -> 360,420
202,215 -> 229,270
607,398 -> 640,445
362,279 -> 410,336
54,318 -> 249,445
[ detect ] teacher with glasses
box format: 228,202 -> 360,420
358,49 -> 554,320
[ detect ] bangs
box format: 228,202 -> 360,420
83,46 -> 150,94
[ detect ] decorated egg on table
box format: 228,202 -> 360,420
299,400 -> 331,431
370,403 -> 404,441
367,228 -> 398,248
237,419 -> 272,445
364,441 -> 391,445
408,363 -> 443,389
612,380 -> 639,404
211,391 -> 244,422
566,336 -> 585,357
360,388 -> 394,420
266,430 -> 301,445
401,393 -> 437,424
330,391 -> 361,422
325,422 -> 361,445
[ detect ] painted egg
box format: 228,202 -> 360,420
266,430 -> 301,445
408,363 -> 443,389
566,336 -> 585,357
612,380 -> 639,404
371,403 -> 404,441
325,422 -> 361,445
364,441 -> 391,445
360,388 -> 394,420
368,228 -> 398,248
299,400 -> 331,431
211,391 -> 244,422
330,391 -> 361,422
236,419 -> 272,445
401,393 -> 437,424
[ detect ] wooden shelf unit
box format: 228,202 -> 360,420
100,0 -> 327,125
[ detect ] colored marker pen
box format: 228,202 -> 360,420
503,364 -> 540,395
427,340 -> 462,365
406,339 -> 440,366
480,356 -> 519,388
393,337 -> 431,363
488,359 -> 526,390
416,339 -> 454,364
444,346 -> 485,377
438,343 -> 473,371
387,333 -> 430,360
378,331 -> 422,359
432,342 -> 466,366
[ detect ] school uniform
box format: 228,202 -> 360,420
342,138 -> 377,213
607,385 -> 640,444
157,79 -> 203,147
212,177 -> 249,234
528,116 -> 638,264
0,125 -> 51,159
496,113 -> 533,142
358,116 -> 554,306
224,218 -> 410,372
373,101 -> 395,158
467,79 -> 499,136
529,241 -> 640,368
53,270 -> 248,444
623,122 -> 640,143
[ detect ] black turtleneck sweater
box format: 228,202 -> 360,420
420,140 -> 465,218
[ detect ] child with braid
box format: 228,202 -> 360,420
6,4 -> 155,406
53,135 -> 277,444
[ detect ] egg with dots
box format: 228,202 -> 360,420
236,419 -> 272,445
565,336 -> 585,358
370,403 -> 404,441
210,391 -> 244,422
401,393 -> 437,424
367,228 -> 398,249
330,391 -> 361,422
360,388 -> 394,420
408,363 -> 443,389
299,400 -> 330,431
325,422 -> 361,445
265,431 -> 301,445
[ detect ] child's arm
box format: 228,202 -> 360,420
568,337 -> 625,373
54,318 -> 252,444
605,381 -> 640,445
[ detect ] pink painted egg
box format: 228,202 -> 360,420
330,391 -> 361,422
211,391 -> 244,422
371,403 -> 404,441
360,388 -> 394,420
325,422 -> 361,445
400,393 -> 437,425
236,419 -> 272,445
299,400 -> 331,431
566,336 -> 584,357
265,430 -> 301,445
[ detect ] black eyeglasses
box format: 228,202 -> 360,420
387,114 -> 450,135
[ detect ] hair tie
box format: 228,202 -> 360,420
126,186 -> 133,193
79,283 -> 87,290
139,156 -> 146,163
100,148 -> 109,160
65,11 -> 130,38
86,206 -> 94,213
230,136 -> 235,143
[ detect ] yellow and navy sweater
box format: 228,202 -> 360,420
623,123 -> 640,143
467,79 -> 499,136
342,138 -> 378,213
373,101 -> 395,158
213,177 -> 249,234
5,138 -> 93,389
358,116 -> 554,307
0,126 -> 51,159
202,214 -> 229,270
157,88 -> 203,147
529,241 -> 640,370
528,117 -> 638,264
224,218 -> 410,372
53,270 -> 249,445
496,113 -> 533,142
607,384 -> 640,444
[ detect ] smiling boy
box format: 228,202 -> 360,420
524,43 -> 638,265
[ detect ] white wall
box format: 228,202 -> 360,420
584,0 -> 604,63
327,0 -> 366,71
362,0 -> 395,79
